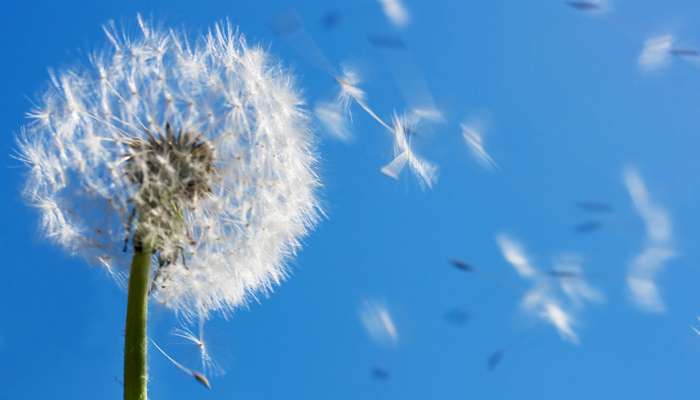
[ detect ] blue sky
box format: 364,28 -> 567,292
2,0 -> 700,399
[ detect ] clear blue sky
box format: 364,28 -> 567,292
2,0 -> 700,399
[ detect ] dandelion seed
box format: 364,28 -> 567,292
449,258 -> 476,273
670,47 -> 700,58
359,300 -> 399,347
192,372 -> 212,390
380,110 -> 439,188
486,350 -> 504,371
371,366 -> 391,381
460,122 -> 498,170
367,34 -> 407,49
322,66 -> 439,187
172,316 -> 222,376
554,255 -> 604,307
443,308 -> 471,326
575,201 -> 613,213
314,101 -> 352,142
496,234 -> 537,279
496,234 -> 603,343
639,35 -> 673,71
320,11 -> 342,30
334,66 -> 376,124
150,339 -> 211,389
566,0 -> 605,11
378,0 -> 411,28
573,220 -> 603,234
623,166 -> 674,313
16,17 -> 322,317
547,269 -> 580,279
271,14 -> 438,186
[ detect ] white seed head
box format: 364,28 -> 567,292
16,16 -> 322,317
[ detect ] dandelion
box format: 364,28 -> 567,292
16,16 -> 321,399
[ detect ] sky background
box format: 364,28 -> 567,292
2,0 -> 700,399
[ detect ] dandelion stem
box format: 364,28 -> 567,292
124,240 -> 152,400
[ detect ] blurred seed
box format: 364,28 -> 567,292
576,201 -> 613,213
547,269 -> 581,279
487,350 -> 504,371
371,366 -> 390,381
573,220 -> 603,234
320,11 -> 341,30
671,48 -> 700,58
449,259 -> 476,272
443,308 -> 471,326
566,1 -> 601,10
193,371 -> 212,389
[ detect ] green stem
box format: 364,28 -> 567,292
124,242 -> 152,400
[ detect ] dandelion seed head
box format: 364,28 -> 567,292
17,17 -> 321,317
